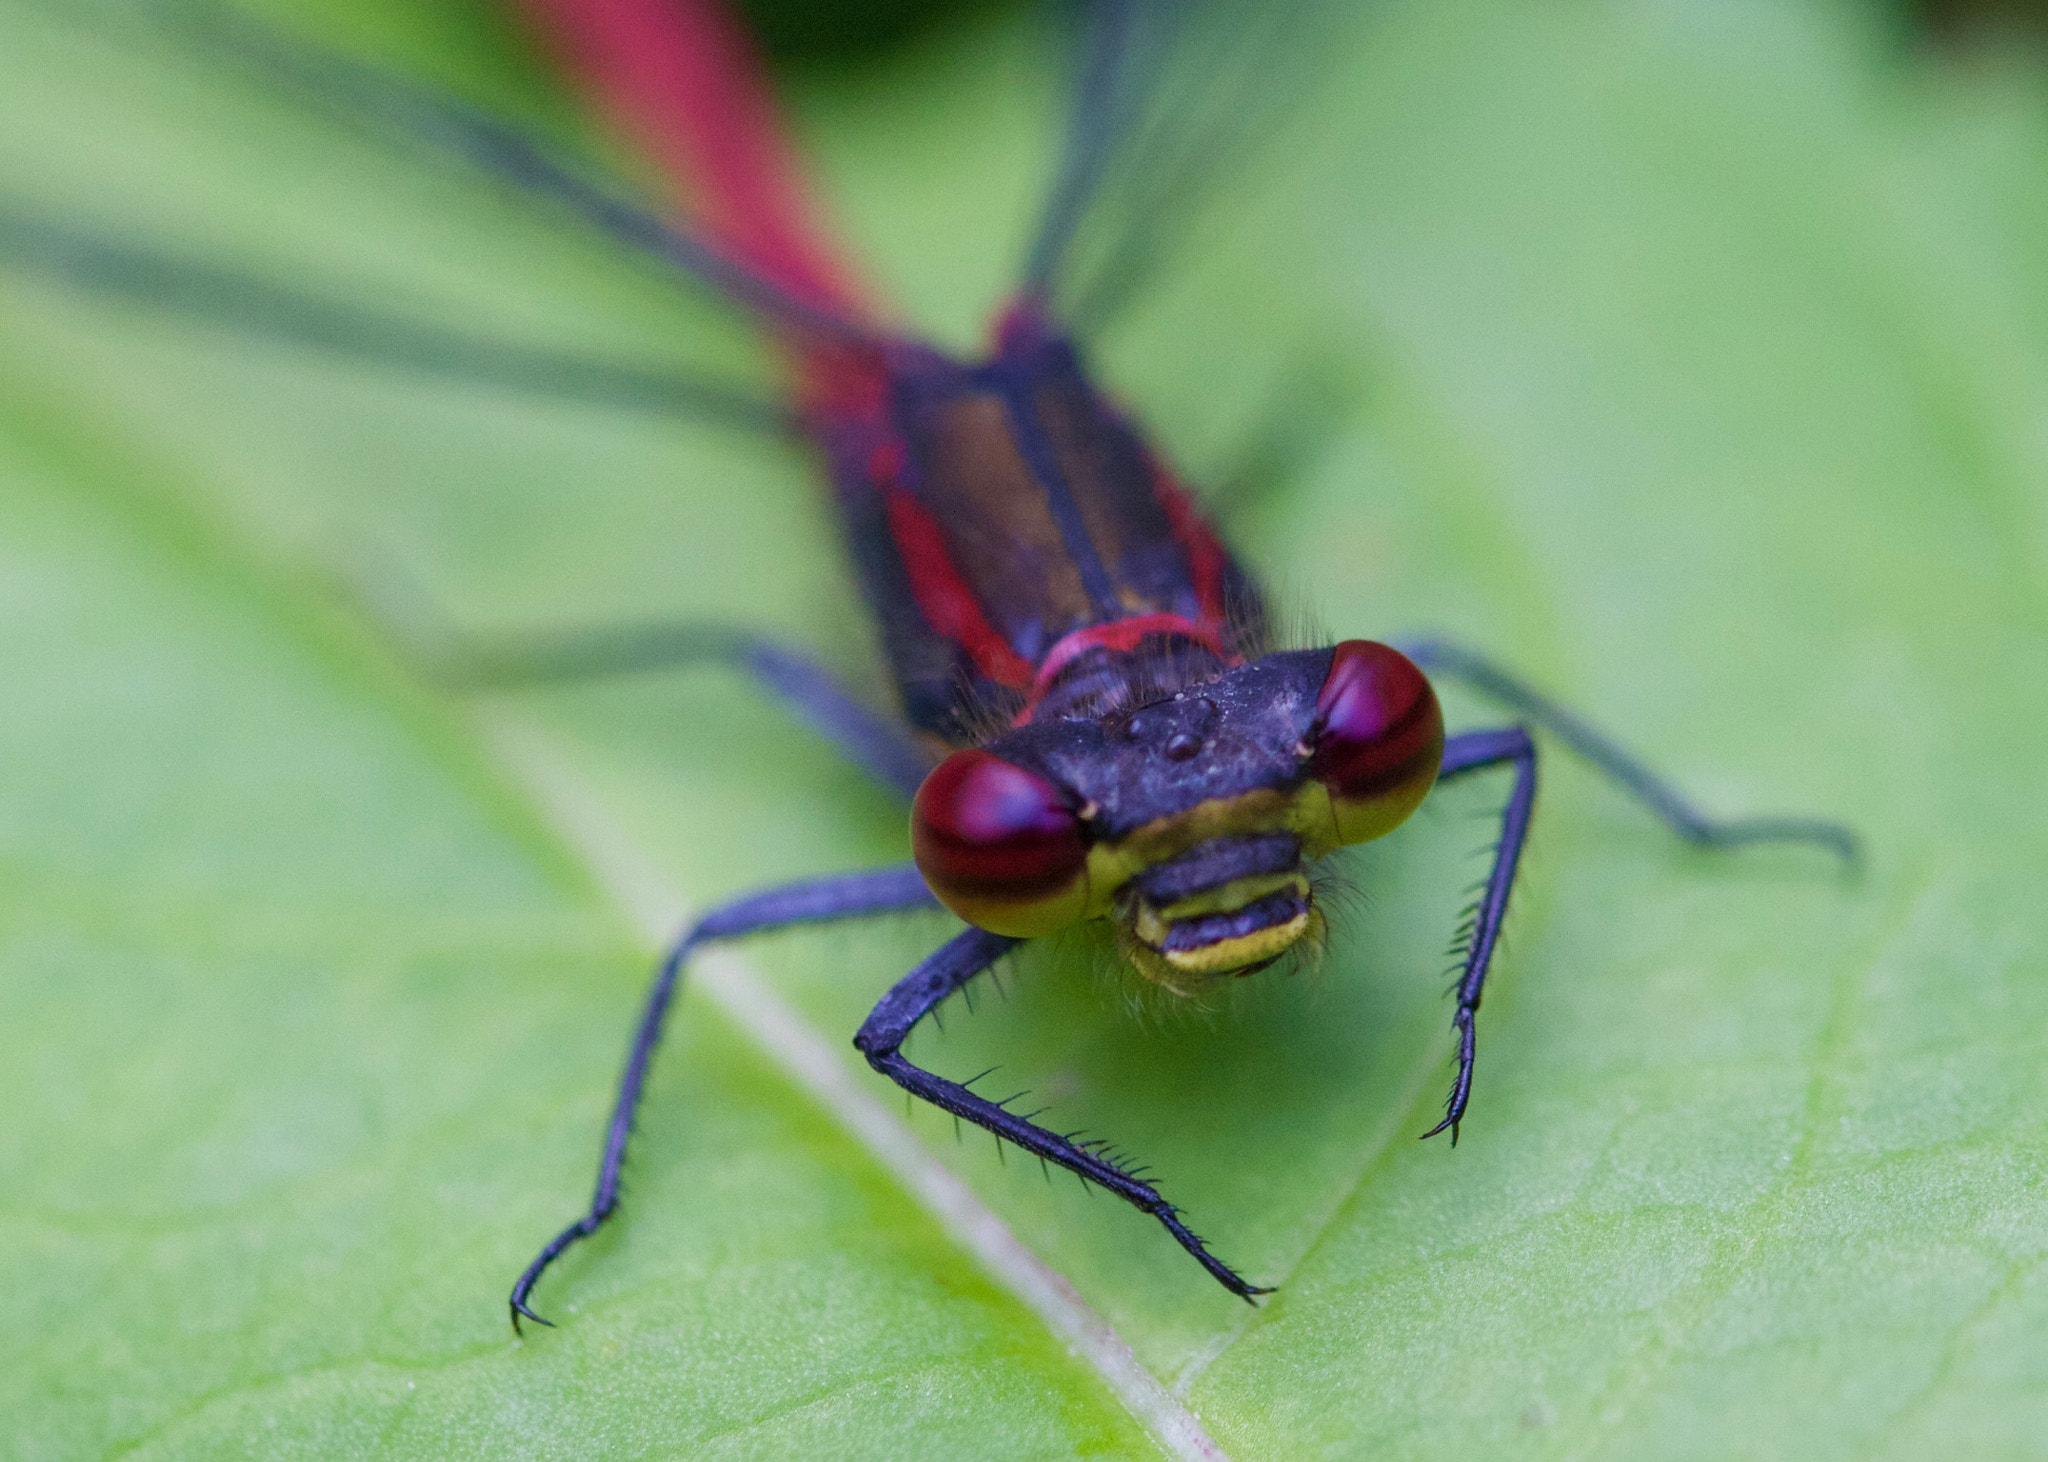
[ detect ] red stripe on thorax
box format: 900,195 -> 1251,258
1148,458 -> 1230,632
882,484 -> 1036,690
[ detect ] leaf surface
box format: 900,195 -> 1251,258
1,0 -> 2044,1458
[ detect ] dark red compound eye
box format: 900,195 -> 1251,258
1308,640 -> 1445,845
912,749 -> 1090,937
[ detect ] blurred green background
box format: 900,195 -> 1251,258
2,0 -> 2046,1458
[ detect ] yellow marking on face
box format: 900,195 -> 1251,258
1128,871 -> 1310,947
1078,784 -> 1348,921
1071,777 -> 1426,988
1159,909 -> 1311,978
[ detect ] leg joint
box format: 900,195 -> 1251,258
852,1029 -> 900,1065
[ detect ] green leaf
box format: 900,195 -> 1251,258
3,0 -> 2044,1457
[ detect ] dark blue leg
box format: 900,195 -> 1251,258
355,563 -> 934,799
450,621 -> 934,799
1399,638 -> 1858,863
511,865 -> 938,1332
854,930 -> 1272,1301
1424,727 -> 1539,1145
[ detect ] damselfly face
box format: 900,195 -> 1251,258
913,641 -> 1445,991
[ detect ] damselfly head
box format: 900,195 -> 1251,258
910,642 -> 1444,986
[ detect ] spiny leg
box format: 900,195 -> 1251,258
1399,638 -> 1857,862
1424,727 -> 1539,1144
854,928 -> 1271,1300
511,864 -> 938,1332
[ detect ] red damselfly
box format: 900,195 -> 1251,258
4,0 -> 1856,1329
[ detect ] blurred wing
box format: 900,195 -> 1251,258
1022,0 -> 1358,335
1,0 -> 883,420
150,0 -> 880,345
0,201 -> 792,430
